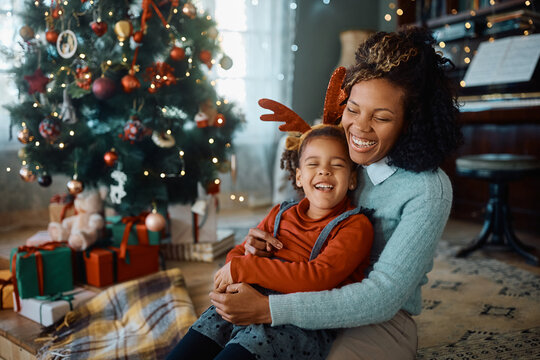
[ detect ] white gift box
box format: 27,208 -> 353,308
13,287 -> 96,326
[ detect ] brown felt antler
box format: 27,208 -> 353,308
322,66 -> 347,125
258,99 -> 311,133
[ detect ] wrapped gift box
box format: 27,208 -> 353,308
113,245 -> 160,282
49,194 -> 76,223
26,230 -> 53,247
0,269 -> 14,309
107,215 -> 161,247
83,248 -> 115,288
10,243 -> 73,299
83,245 -> 160,287
14,287 -> 96,326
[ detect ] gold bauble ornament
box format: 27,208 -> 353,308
19,165 -> 36,182
19,25 -> 35,41
145,211 -> 166,232
18,148 -> 27,159
207,26 -> 218,40
67,178 -> 84,195
17,128 -> 34,144
182,3 -> 197,19
114,20 -> 133,41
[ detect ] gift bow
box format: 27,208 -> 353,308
11,241 -> 68,312
35,290 -> 80,326
119,214 -> 150,260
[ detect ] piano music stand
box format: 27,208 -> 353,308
455,154 -> 540,266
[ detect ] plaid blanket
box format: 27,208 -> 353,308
37,268 -> 198,360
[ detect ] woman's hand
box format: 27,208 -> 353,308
209,283 -> 271,325
243,228 -> 283,257
214,262 -> 233,292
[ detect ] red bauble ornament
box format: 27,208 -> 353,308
46,29 -> 59,44
199,50 -> 213,69
39,117 -> 61,143
91,21 -> 108,37
133,30 -> 144,43
104,150 -> 118,167
207,182 -> 220,195
215,113 -> 226,127
92,76 -> 116,100
38,174 -> 52,187
121,74 -> 141,93
145,212 -> 166,232
170,46 -> 185,61
24,68 -> 50,95
52,7 -> 61,19
182,3 -> 197,19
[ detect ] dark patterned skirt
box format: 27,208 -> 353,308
191,287 -> 336,360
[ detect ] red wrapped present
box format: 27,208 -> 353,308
112,245 -> 160,282
83,245 -> 159,287
49,193 -> 76,223
83,248 -> 115,288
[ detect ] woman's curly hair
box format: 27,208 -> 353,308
343,26 -> 463,172
280,125 -> 353,193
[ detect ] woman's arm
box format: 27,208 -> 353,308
269,194 -> 451,329
229,215 -> 373,293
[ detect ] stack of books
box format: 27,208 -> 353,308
161,229 -> 236,262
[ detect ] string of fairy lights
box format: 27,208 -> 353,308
5,0 -> 536,205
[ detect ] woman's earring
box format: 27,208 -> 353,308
297,181 -> 301,187
349,184 -> 355,190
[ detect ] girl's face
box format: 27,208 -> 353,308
341,78 -> 405,166
296,136 -> 356,219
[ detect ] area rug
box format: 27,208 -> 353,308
36,268 -> 198,360
416,243 -> 540,357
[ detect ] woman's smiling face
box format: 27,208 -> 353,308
341,78 -> 406,166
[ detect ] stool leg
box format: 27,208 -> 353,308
501,203 -> 539,266
456,201 -> 493,258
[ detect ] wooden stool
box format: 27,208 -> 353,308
455,154 -> 540,266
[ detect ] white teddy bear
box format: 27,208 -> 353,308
48,188 -> 105,251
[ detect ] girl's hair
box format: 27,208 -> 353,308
280,125 -> 353,192
343,26 -> 463,172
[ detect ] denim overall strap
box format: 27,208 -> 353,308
273,200 -> 299,238
309,207 -> 365,261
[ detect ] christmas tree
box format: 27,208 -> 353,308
7,0 -> 243,215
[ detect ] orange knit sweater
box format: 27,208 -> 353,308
226,197 -> 373,294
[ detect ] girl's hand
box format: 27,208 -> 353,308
209,283 -> 271,325
214,262 -> 233,292
244,228 -> 283,257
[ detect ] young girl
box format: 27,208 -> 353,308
166,119 -> 374,360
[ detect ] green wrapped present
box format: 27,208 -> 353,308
10,242 -> 73,303
107,214 -> 161,261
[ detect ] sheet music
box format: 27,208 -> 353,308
463,33 -> 540,87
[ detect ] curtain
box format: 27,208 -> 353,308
198,0 -> 297,206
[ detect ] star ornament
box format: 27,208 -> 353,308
24,68 -> 50,94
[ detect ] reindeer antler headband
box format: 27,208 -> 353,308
258,67 -> 348,151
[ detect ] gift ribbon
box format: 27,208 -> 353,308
11,241 -> 68,312
35,290 -> 81,326
50,194 -> 77,221
0,276 -> 12,310
119,214 -> 149,260
141,0 -> 169,34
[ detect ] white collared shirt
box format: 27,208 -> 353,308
363,157 -> 397,185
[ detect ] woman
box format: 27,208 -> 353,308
210,27 -> 462,359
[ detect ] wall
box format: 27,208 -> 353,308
291,0 -> 396,124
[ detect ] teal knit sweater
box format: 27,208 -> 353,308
269,167 -> 452,329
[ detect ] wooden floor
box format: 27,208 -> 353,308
0,210 -> 539,359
